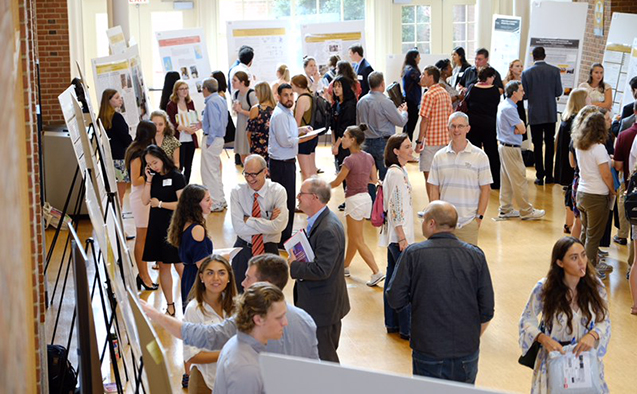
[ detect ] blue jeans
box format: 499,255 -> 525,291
412,349 -> 479,384
364,137 -> 388,200
384,243 -> 411,337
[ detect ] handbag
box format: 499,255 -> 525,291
518,322 -> 571,369
370,184 -> 385,228
457,85 -> 472,114
224,111 -> 236,143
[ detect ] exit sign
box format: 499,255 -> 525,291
128,0 -> 149,4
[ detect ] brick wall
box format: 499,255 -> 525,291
577,0 -> 612,85
612,0 -> 637,13
35,0 -> 70,126
23,0 -> 46,391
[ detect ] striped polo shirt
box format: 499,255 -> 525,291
428,141 -> 493,228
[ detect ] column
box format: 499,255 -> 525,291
108,0 -> 130,43
476,0 -> 494,50
514,0 -> 530,63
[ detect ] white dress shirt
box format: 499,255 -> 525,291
230,179 -> 288,244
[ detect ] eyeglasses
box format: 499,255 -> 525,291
449,124 -> 468,130
297,191 -> 315,198
243,168 -> 265,179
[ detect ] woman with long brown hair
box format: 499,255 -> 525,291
182,255 -> 236,392
98,89 -> 132,207
166,80 -> 200,183
151,109 -> 180,167
579,63 -> 613,111
291,74 -> 319,180
519,236 -> 610,393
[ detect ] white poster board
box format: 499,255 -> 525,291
490,15 -> 522,79
602,12 -> 637,114
91,45 -> 151,135
526,1 -> 588,109
106,25 -> 127,55
621,38 -> 637,109
226,20 -> 291,83
156,28 -> 211,111
300,21 -> 365,74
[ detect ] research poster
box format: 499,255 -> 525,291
527,38 -> 579,106
106,25 -> 127,55
156,28 -> 211,106
301,21 -> 365,74
92,45 -> 151,135
621,38 -> 637,108
602,12 -> 637,113
227,20 -> 290,83
490,15 -> 521,79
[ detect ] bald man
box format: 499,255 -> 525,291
386,201 -> 494,384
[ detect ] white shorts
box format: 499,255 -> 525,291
419,145 -> 445,172
344,193 -> 372,221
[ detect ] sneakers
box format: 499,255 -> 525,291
212,201 -> 227,212
344,267 -> 351,277
521,209 -> 546,220
338,202 -> 346,211
596,262 -> 614,273
598,249 -> 609,257
613,235 -> 628,245
498,210 -> 520,219
597,270 -> 607,280
366,271 -> 386,287
417,211 -> 425,218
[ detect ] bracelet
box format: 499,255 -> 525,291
158,201 -> 163,209
398,238 -> 406,243
588,331 -> 599,341
145,181 -> 152,184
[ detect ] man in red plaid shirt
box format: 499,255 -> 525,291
415,66 -> 454,199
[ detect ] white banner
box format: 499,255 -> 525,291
490,15 -> 521,79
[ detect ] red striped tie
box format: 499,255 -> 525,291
251,193 -> 265,256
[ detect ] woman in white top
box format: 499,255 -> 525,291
303,56 -> 322,94
573,109 -> 615,276
231,71 -> 258,165
579,63 -> 613,111
519,236 -> 610,394
380,133 -> 414,340
182,255 -> 237,393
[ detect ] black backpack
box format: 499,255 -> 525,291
309,93 -> 331,132
47,344 -> 78,394
625,170 -> 637,224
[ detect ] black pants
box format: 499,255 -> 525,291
531,123 -> 556,181
316,321 -> 342,363
232,237 -> 279,292
467,125 -> 500,189
269,158 -> 296,246
180,141 -> 196,184
404,100 -> 420,141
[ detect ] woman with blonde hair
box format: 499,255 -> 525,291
556,88 -> 590,234
166,80 -> 200,183
98,89 -> 132,207
247,82 -> 276,159
182,255 -> 236,392
272,64 -> 290,102
231,71 -> 258,165
572,108 -> 616,277
502,59 -> 527,128
150,109 -> 180,167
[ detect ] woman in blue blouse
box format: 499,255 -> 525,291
401,49 -> 422,141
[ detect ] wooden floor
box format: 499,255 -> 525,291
46,144 -> 637,393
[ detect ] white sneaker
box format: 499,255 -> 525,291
344,267 -> 351,277
212,202 -> 227,212
366,271 -> 386,287
521,209 -> 545,220
596,262 -> 614,273
417,211 -> 425,218
498,210 -> 520,219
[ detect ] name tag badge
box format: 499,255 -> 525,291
357,75 -> 363,80
163,178 -> 172,187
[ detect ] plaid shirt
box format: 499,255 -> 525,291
419,84 -> 453,146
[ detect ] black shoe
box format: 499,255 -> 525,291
534,179 -> 544,185
386,327 -> 399,334
182,373 -> 189,388
399,333 -> 410,341
613,235 -> 628,245
136,275 -> 158,291
317,168 -> 324,174
545,177 -> 555,184
338,202 -> 345,211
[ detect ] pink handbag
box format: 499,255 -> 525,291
371,184 -> 385,227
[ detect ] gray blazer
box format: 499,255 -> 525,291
521,61 -> 563,125
290,208 -> 350,327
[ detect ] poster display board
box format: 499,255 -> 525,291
621,38 -> 637,109
156,28 -> 211,110
92,45 -> 151,135
490,15 -> 521,79
106,25 -> 127,55
526,1 -> 588,109
301,21 -> 365,74
602,12 -> 637,114
226,20 -> 291,83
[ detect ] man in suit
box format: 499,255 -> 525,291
611,76 -> 637,135
289,177 -> 350,362
521,46 -> 563,185
349,44 -> 373,97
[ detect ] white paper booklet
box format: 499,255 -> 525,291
283,229 -> 315,263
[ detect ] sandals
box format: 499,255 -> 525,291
166,303 -> 176,317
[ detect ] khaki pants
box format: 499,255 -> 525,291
577,191 -> 610,266
498,145 -> 533,216
454,219 -> 480,246
618,182 -> 629,239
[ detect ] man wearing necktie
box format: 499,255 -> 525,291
349,44 -> 374,97
230,155 -> 288,291
289,177 -> 350,362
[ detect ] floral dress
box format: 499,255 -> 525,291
379,164 -> 414,248
518,278 -> 611,393
246,105 -> 273,159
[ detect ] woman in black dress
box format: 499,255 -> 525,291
142,145 -> 186,316
330,76 -> 357,210
401,49 -> 422,140
466,66 -> 502,189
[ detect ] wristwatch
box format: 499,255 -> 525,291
477,214 -> 484,220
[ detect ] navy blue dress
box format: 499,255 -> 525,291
179,223 -> 213,308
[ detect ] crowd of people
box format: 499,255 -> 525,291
95,43 -> 637,393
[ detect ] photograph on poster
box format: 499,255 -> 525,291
528,38 -> 579,100
301,21 -> 365,72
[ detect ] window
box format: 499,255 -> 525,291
95,13 -> 109,58
452,4 -> 475,56
401,5 -> 432,55
220,0 -> 364,21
